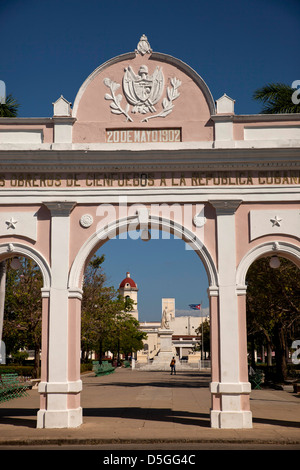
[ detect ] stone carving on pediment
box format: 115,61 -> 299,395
104,70 -> 181,122
104,78 -> 133,122
135,34 -> 152,56
123,64 -> 164,115
103,36 -> 181,122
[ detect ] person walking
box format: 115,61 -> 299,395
170,356 -> 176,375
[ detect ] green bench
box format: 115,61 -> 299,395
94,361 -> 115,376
249,370 -> 264,390
123,360 -> 131,368
0,373 -> 29,402
92,360 -> 100,372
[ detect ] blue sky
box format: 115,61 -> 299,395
1,0 -> 299,321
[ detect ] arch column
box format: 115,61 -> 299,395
37,201 -> 82,429
209,200 -> 252,429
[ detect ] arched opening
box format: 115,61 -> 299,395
83,230 -> 211,361
69,217 -> 217,427
236,241 -> 300,419
246,254 -> 299,385
0,243 -> 51,394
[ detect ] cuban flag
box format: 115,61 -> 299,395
189,304 -> 202,311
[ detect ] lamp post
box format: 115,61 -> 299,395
269,256 -> 280,269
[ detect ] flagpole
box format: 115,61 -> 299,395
202,318 -> 204,360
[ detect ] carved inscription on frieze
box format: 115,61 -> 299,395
0,171 -> 299,188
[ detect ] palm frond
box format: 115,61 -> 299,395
0,94 -> 20,117
253,82 -> 300,114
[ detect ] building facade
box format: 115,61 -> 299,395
118,274 -> 207,362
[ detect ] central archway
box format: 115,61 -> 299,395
68,213 -> 218,427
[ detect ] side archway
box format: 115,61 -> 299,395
234,240 -> 300,425
0,241 -> 52,426
0,242 -> 51,289
236,240 -> 300,291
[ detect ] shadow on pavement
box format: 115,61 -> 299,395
82,407 -> 211,427
0,408 -> 38,429
253,417 -> 300,428
1,406 -> 299,430
84,372 -> 212,389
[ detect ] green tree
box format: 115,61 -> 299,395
3,258 -> 43,377
121,316 -> 147,359
0,93 -> 19,117
0,92 -> 20,345
253,83 -> 300,114
246,257 -> 300,382
195,319 -> 210,359
81,255 -> 146,365
105,313 -> 147,362
81,254 -> 118,363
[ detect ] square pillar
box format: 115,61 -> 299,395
209,200 -> 252,429
37,201 -> 82,429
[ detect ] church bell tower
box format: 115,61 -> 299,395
119,272 -> 139,321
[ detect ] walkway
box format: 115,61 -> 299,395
0,369 -> 299,448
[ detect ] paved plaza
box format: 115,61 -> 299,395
0,368 -> 299,449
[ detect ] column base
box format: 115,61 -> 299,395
210,410 -> 252,429
37,407 -> 82,428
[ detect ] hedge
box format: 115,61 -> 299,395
0,365 -> 35,376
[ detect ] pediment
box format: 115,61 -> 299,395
72,36 -> 215,143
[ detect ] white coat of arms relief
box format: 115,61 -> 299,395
103,35 -> 181,122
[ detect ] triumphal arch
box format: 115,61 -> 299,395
0,36 -> 299,429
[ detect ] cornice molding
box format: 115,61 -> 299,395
232,113 -> 300,122
1,113 -> 299,125
0,145 -> 299,173
1,186 -> 298,207
210,114 -> 234,122
0,163 -> 298,173
0,117 -> 53,124
52,117 -> 76,124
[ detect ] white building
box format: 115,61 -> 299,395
118,274 -> 208,361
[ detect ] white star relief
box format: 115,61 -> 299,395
270,215 -> 282,227
5,217 -> 18,229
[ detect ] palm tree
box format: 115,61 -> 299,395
253,83 -> 300,114
0,93 -> 19,117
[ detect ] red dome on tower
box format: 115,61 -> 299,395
119,272 -> 138,289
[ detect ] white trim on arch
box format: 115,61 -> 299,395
236,240 -> 300,293
68,214 -> 218,291
0,242 -> 51,289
